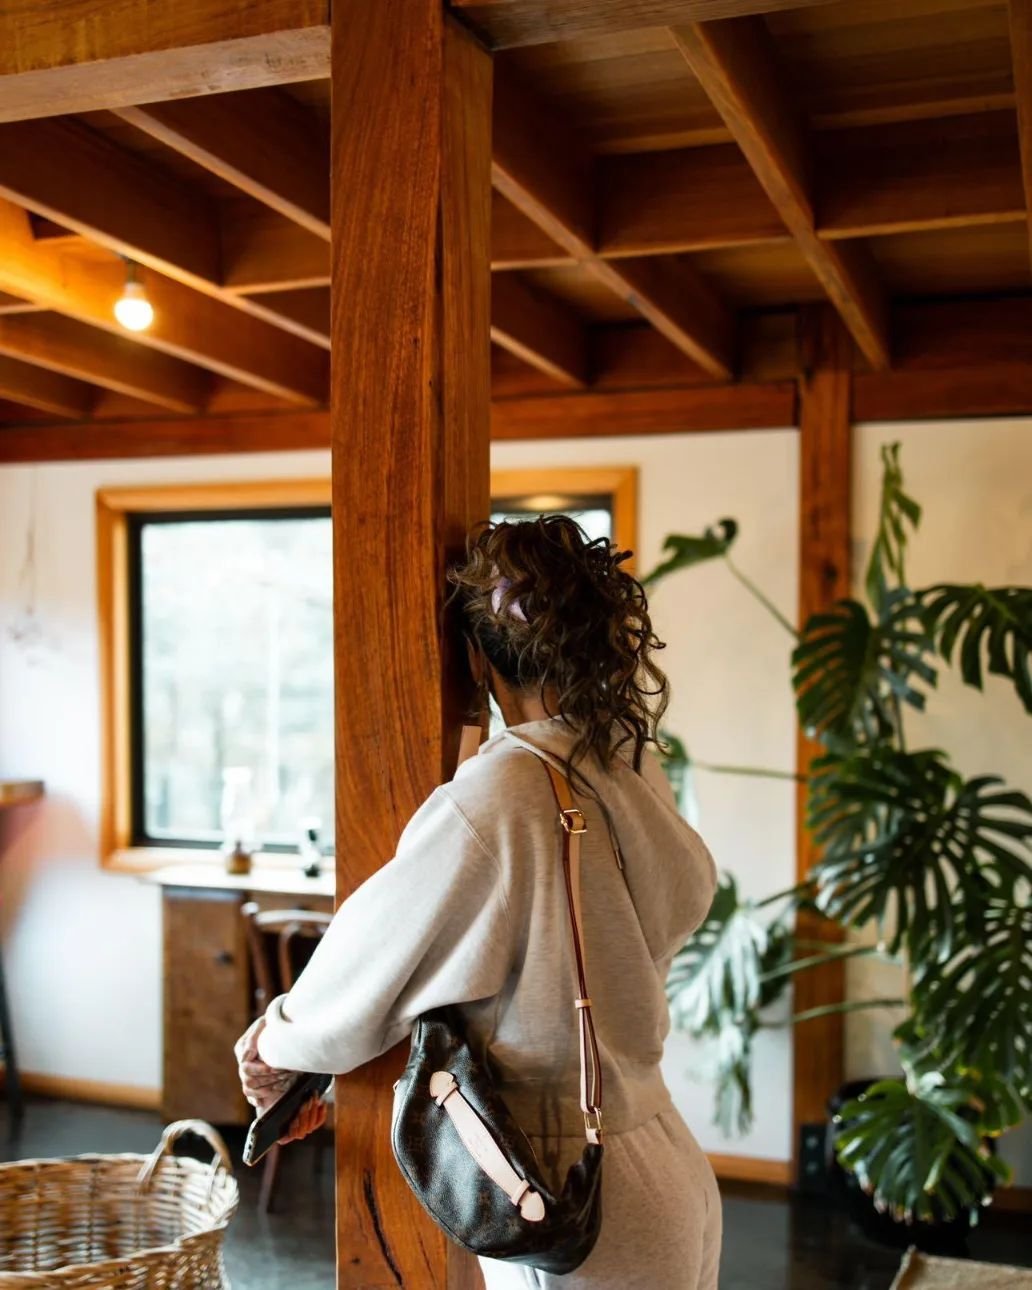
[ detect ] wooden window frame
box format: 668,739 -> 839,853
98,469 -> 636,873
489,466 -> 638,569
96,478 -> 332,873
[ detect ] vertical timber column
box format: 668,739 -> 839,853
793,305 -> 852,1156
330,4 -> 491,1287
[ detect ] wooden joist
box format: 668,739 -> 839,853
0,353 -> 95,419
0,313 -> 210,414
492,380 -> 796,438
452,0 -> 840,49
672,18 -> 891,370
491,274 -> 588,388
0,410 -> 332,462
220,207 -> 331,293
0,1 -> 330,122
492,73 -> 735,379
0,291 -> 41,315
115,91 -> 331,240
0,117 -> 221,284
817,112 -> 1026,240
0,200 -> 327,404
0,116 -> 331,345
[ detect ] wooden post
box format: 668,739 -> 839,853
330,3 -> 491,1286
792,304 -> 852,1158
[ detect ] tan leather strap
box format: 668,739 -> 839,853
428,1071 -> 546,1220
537,758 -> 604,1146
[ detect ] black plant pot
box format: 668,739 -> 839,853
825,1080 -> 981,1257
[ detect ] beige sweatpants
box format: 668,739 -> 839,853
479,1109 -> 722,1290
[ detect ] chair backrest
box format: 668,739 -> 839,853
241,902 -> 333,1018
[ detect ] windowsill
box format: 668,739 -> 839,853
104,847 -> 336,898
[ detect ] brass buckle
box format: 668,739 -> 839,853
560,808 -> 587,835
584,1108 -> 603,1141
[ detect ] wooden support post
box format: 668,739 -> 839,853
330,2 -> 491,1287
793,304 -> 851,1159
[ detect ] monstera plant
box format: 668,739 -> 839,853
647,444 -> 1032,1225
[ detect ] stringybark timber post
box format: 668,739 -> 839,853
330,2 -> 491,1285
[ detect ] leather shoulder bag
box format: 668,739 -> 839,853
391,750 -> 604,1275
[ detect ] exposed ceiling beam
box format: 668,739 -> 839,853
0,200 -> 327,404
0,291 -> 42,315
492,381 -> 795,438
0,409 -> 332,463
0,353 -> 96,419
0,313 -> 210,413
599,145 -> 787,257
492,193 -> 571,269
817,111 -> 1026,240
0,116 -> 334,349
671,18 -> 890,370
0,1 -> 330,123
0,117 -> 221,282
451,0 -> 840,50
1008,0 -> 1032,269
115,90 -> 330,240
598,116 -> 1026,257
243,288 -> 331,343
220,207 -> 331,292
491,275 -> 588,388
492,73 -> 735,379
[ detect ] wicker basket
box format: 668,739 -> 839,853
0,1120 -> 238,1288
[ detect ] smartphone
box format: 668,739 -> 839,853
242,1071 -> 332,1166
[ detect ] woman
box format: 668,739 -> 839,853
236,516 -> 721,1288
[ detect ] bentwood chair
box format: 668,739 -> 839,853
241,902 -> 333,1213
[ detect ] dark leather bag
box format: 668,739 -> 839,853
391,751 -> 605,1275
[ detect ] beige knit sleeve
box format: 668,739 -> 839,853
256,788 -> 514,1074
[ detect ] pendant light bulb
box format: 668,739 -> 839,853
114,262 -> 154,332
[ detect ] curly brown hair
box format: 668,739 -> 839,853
448,515 -> 669,773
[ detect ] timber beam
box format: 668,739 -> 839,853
672,18 -> 891,370
451,0 -> 842,49
0,2 -> 330,122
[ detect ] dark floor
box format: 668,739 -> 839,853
2,1100 -> 1030,1288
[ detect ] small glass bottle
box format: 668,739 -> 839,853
220,766 -> 257,875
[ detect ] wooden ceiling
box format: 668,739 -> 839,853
0,0 -> 1029,445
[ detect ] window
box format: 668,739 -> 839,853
97,469 -> 636,869
489,468 -> 637,562
130,507 -> 333,851
97,480 -> 332,868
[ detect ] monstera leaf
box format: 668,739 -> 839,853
918,584 -> 1032,713
642,519 -> 738,587
666,876 -> 792,1134
807,748 -> 1032,960
865,442 -> 921,615
909,899 -> 1032,1091
792,596 -> 936,745
666,873 -> 768,1031
834,1072 -> 1010,1223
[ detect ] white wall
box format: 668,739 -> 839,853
848,418 -> 1032,1183
0,451 -> 329,1094
494,430 -> 801,1163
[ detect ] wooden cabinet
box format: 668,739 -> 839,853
156,867 -> 334,1125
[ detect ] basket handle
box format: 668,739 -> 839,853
137,1119 -> 235,1199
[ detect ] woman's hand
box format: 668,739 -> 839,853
278,1093 -> 328,1145
234,1018 -> 294,1112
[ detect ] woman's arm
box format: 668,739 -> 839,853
253,787 -> 514,1075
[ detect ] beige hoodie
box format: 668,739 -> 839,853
258,717 -> 717,1144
